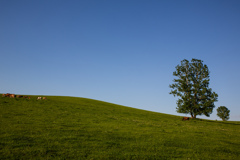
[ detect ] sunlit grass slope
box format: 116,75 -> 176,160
0,96 -> 239,159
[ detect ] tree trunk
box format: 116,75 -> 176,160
191,113 -> 194,118
190,113 -> 196,119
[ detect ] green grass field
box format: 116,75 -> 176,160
0,96 -> 239,159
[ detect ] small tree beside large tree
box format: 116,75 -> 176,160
169,58 -> 218,119
217,106 -> 230,121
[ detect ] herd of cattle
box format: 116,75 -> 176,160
2,93 -> 47,100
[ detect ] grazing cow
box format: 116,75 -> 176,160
2,94 -> 5,97
43,97 -> 47,100
5,93 -> 11,97
28,97 -> 31,99
9,94 -> 15,98
24,96 -> 28,98
37,97 -> 42,100
182,117 -> 190,121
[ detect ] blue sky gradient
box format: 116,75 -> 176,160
1,0 -> 240,121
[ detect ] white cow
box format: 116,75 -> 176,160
37,97 -> 42,100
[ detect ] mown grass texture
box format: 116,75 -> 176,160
0,96 -> 239,159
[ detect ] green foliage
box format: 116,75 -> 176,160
170,58 -> 218,118
0,96 -> 239,159
217,106 -> 230,121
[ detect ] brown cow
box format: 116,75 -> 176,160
43,97 -> 47,100
5,93 -> 11,97
9,94 -> 15,98
182,117 -> 189,121
2,94 -> 5,97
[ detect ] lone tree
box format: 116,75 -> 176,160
169,58 -> 218,119
217,106 -> 230,121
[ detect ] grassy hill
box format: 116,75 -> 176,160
0,96 -> 239,159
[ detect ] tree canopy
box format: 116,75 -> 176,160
169,58 -> 218,118
217,106 -> 230,121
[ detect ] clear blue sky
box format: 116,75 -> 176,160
1,0 -> 240,121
